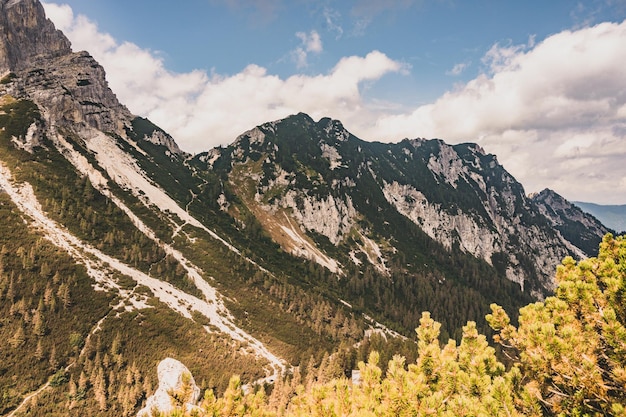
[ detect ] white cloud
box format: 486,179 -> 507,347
43,2 -> 403,153
446,61 -> 470,76
42,2 -> 626,204
367,20 -> 626,204
292,30 -> 323,68
298,30 -> 323,53
481,44 -> 521,73
323,6 -> 344,38
292,48 -> 308,69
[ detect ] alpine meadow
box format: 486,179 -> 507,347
0,1 -> 624,416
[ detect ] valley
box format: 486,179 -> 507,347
0,0 -> 621,416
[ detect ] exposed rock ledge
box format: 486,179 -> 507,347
137,358 -> 201,417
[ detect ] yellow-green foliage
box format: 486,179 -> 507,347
155,313 -> 522,416
488,234 -> 626,416
157,234 -> 626,417
275,314 -> 522,417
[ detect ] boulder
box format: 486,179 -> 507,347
137,358 -> 201,417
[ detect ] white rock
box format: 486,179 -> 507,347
137,358 -> 201,417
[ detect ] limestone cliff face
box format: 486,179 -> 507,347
199,113 -> 609,297
531,188 -> 611,257
279,191 -> 357,245
367,137 -> 580,295
380,140 -> 575,295
0,0 -> 71,73
5,50 -> 133,134
0,0 -> 131,136
0,0 -> 186,154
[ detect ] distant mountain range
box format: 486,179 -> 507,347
0,0 -> 615,415
573,201 -> 626,233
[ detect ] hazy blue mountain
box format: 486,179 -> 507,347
573,201 -> 626,233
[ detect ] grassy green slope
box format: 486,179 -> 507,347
0,99 -> 271,415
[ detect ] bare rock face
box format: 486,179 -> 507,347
0,0 -> 188,155
0,1 -> 132,135
0,0 -> 71,73
134,117 -> 186,156
137,358 -> 201,417
0,0 -> 132,135
18,50 -> 133,133
531,188 -> 611,257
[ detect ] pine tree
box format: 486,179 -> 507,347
108,369 -> 116,399
111,331 -> 122,356
10,324 -> 25,348
68,375 -> 77,410
303,355 -> 317,389
43,282 -> 53,305
488,234 -> 626,416
119,385 -> 133,416
7,276 -> 14,303
94,366 -> 107,411
169,371 -> 195,409
78,370 -> 89,393
49,344 -> 58,369
35,339 -> 45,361
58,282 -> 71,308
32,308 -> 46,336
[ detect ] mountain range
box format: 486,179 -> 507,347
0,0 -> 616,415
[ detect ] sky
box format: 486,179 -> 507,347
40,0 -> 626,205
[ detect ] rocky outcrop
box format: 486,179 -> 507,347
0,0 -> 190,155
426,141 -> 468,188
12,51 -> 133,133
279,191 -> 357,245
383,180 -> 499,261
137,358 -> 201,417
532,188 -> 610,256
143,128 -> 185,155
382,179 -> 570,294
0,0 -> 133,136
0,0 -> 71,73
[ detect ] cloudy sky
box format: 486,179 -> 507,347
41,0 -> 626,205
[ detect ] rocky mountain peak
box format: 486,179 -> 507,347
0,0 -> 187,155
201,112 -> 609,298
531,188 -> 611,256
0,0 -> 132,135
0,0 -> 71,73
529,188 -> 565,207
318,117 -> 350,142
